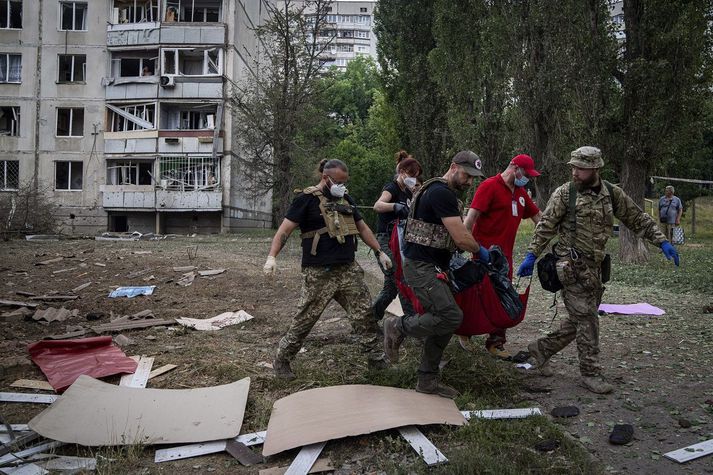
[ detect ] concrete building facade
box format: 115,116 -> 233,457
305,0 -> 377,70
0,0 -> 272,235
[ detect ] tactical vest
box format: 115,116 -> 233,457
403,178 -> 462,251
299,186 -> 360,256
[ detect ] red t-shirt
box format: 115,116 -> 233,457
470,174 -> 539,274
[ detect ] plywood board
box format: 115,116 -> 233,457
385,298 -> 404,317
284,442 -> 325,475
0,393 -> 58,404
461,408 -> 542,420
262,385 -> 466,456
28,375 -> 250,446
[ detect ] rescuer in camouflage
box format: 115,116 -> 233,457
517,146 -> 680,394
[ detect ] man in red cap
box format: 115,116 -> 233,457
462,154 -> 542,358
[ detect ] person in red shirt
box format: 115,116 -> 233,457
462,154 -> 542,358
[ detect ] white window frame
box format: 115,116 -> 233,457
0,0 -> 22,29
0,105 -> 20,136
107,102 -> 157,132
56,108 -> 84,137
114,0 -> 158,24
0,53 -> 21,83
54,161 -> 83,191
161,48 -> 223,76
0,159 -> 19,190
106,159 -> 154,185
59,2 -> 88,31
57,54 -> 86,83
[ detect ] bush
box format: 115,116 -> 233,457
0,182 -> 58,240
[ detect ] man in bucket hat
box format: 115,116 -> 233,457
517,146 -> 679,394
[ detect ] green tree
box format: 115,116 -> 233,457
230,0 -> 334,227
429,0 -> 519,177
512,0 -> 616,208
375,0 -> 452,177
613,0 -> 713,262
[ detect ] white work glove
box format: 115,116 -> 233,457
377,250 -> 393,270
263,256 -> 276,276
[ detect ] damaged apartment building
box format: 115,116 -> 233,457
0,0 -> 272,234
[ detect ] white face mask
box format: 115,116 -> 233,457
404,176 -> 418,190
327,177 -> 346,198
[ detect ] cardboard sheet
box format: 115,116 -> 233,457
262,384 -> 466,456
28,375 -> 250,446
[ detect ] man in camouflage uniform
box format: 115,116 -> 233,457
517,146 -> 680,394
263,159 -> 393,380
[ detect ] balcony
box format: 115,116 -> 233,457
102,188 -> 222,211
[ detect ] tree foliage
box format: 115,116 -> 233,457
231,0 -> 335,226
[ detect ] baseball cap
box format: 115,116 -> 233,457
452,150 -> 484,177
510,154 -> 541,177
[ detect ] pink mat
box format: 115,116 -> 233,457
598,303 -> 665,316
28,336 -> 138,392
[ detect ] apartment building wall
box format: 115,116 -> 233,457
0,0 -> 272,235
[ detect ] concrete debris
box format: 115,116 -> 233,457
172,266 -> 197,272
30,308 -> 79,324
46,325 -> 87,340
176,272 -> 196,287
0,299 -> 39,308
176,311 -> 253,331
70,282 -> 92,293
198,269 -> 226,277
113,334 -> 135,347
35,257 -> 64,266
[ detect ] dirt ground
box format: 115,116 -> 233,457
1,234 -> 712,474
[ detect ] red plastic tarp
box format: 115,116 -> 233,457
27,336 -> 138,392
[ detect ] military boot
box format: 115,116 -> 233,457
273,357 -> 295,380
416,375 -> 460,399
580,375 -> 613,394
383,316 -> 405,363
527,341 -> 553,377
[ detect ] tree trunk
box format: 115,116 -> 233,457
618,158 -> 649,263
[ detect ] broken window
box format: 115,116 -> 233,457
55,161 -> 83,190
56,108 -> 84,137
58,55 -> 86,83
0,53 -> 21,83
164,0 -> 221,22
113,0 -> 158,24
160,104 -> 217,130
158,155 -> 219,190
110,52 -> 158,77
60,2 -> 87,31
0,106 -> 19,136
161,48 -> 223,76
107,103 -> 156,132
107,160 -> 153,185
0,0 -> 22,29
0,160 -> 19,190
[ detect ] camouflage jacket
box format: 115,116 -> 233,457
528,181 -> 667,264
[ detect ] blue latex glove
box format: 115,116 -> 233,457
517,252 -> 537,277
660,241 -> 680,266
477,245 -> 490,264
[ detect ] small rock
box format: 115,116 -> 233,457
145,335 -> 157,341
86,312 -> 104,321
113,334 -> 134,347
678,418 -> 692,429
535,439 -> 560,452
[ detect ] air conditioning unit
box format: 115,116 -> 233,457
164,137 -> 180,144
160,75 -> 176,87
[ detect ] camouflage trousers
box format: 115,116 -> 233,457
276,261 -> 382,363
401,258 -> 463,376
535,261 -> 605,376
